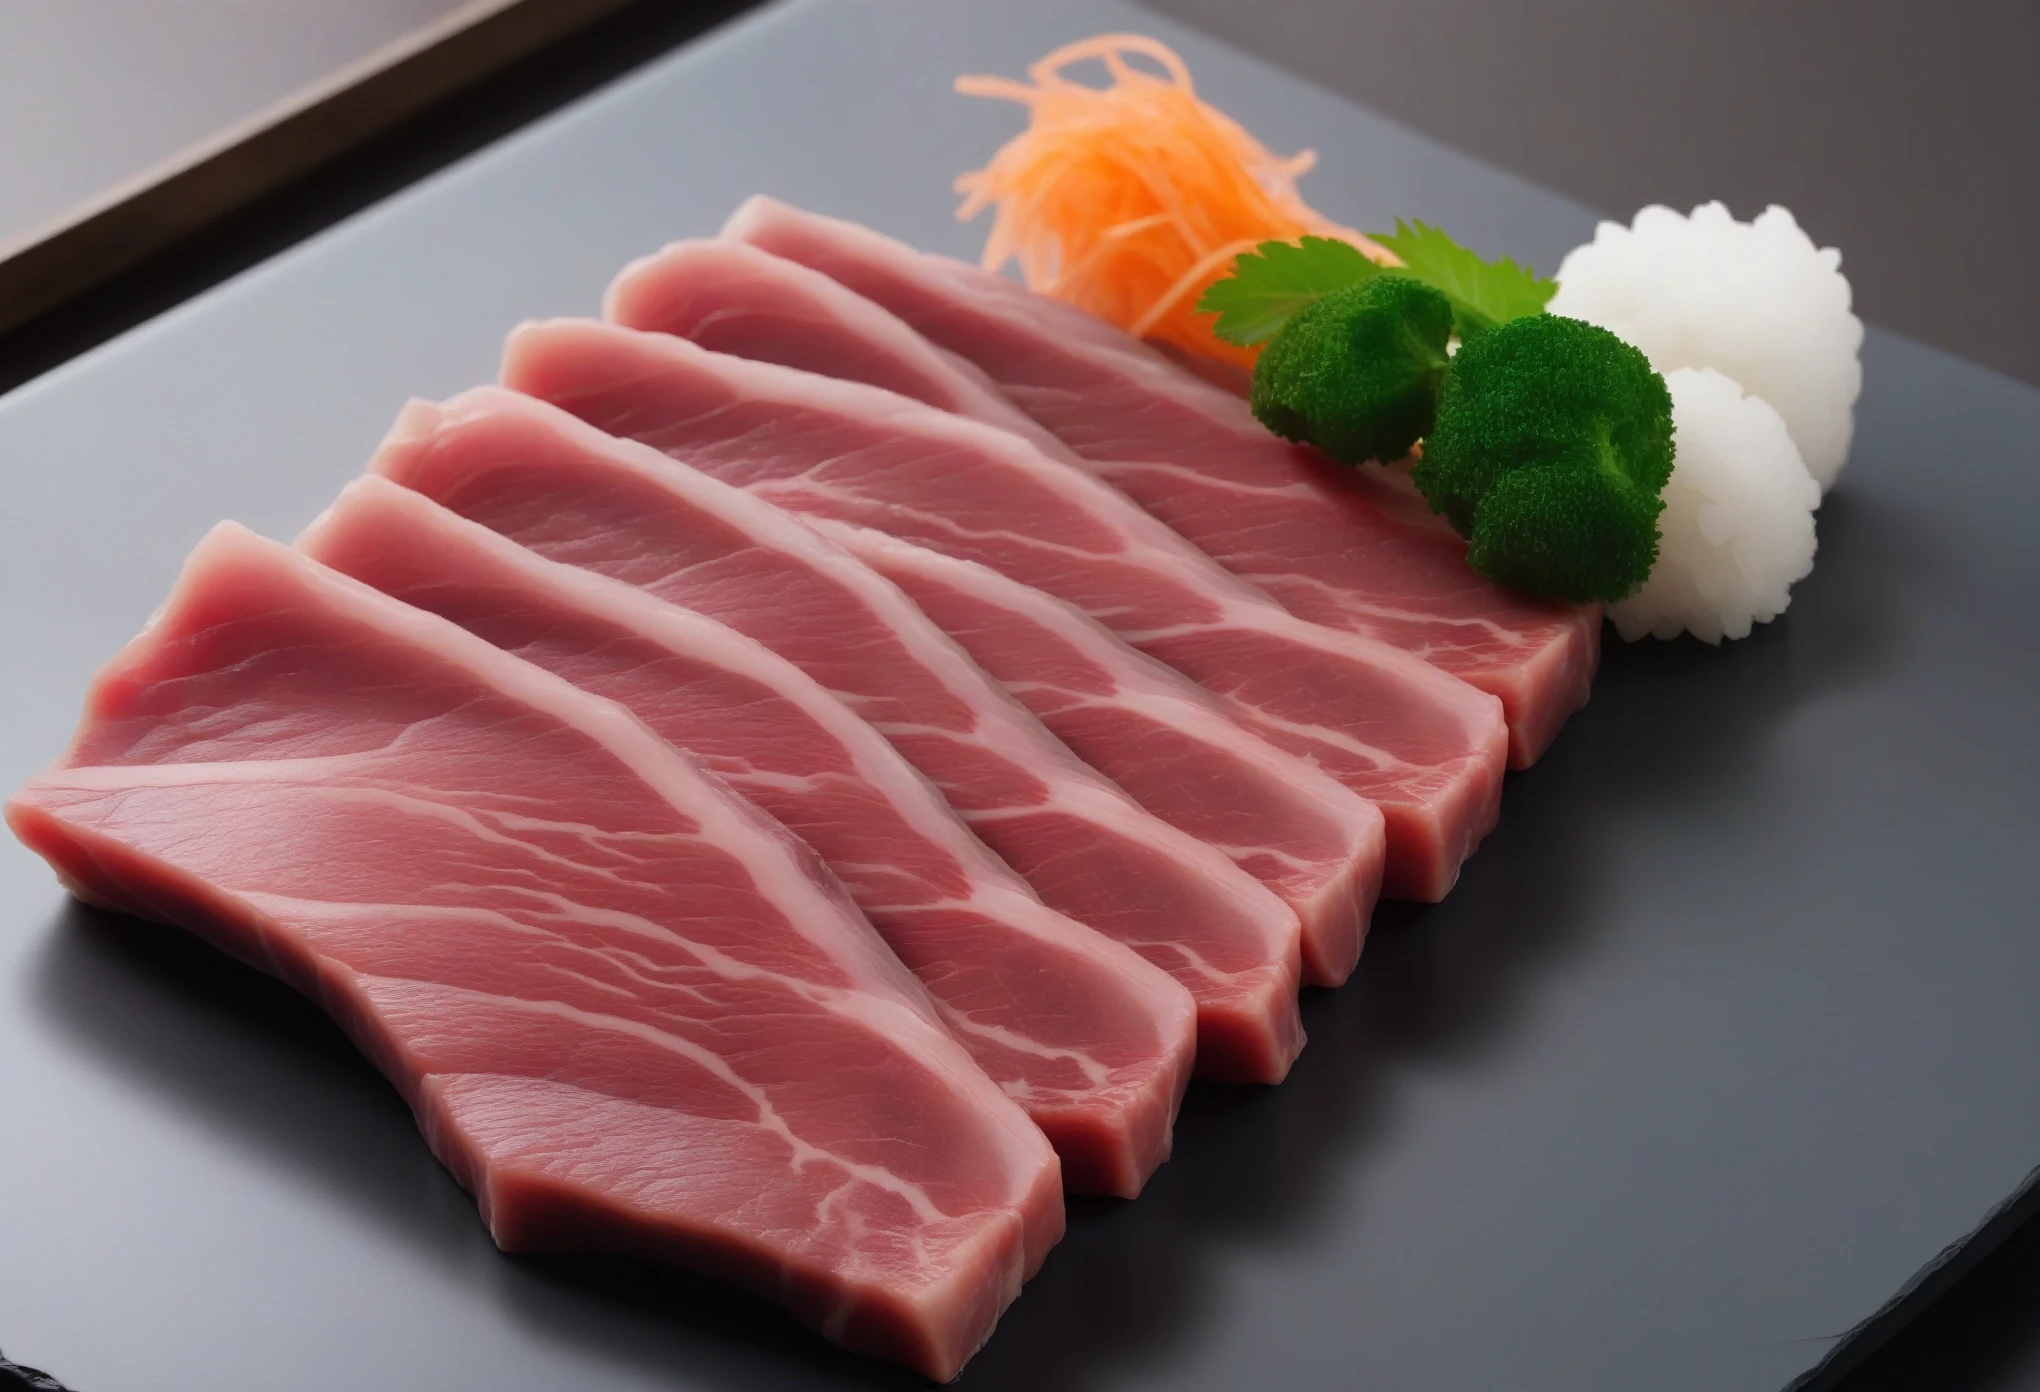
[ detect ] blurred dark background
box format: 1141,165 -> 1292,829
0,1 -> 2035,1388
1145,0 -> 2040,388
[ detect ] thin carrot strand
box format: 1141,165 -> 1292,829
954,34 -> 1390,368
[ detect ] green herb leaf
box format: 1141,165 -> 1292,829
1197,235 -> 1386,346
1366,219 -> 1555,340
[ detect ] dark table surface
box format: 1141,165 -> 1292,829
1,2 -> 2036,1389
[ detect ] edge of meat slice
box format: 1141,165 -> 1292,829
298,473 -> 1210,1180
4,523 -> 1061,1380
365,388 -> 1301,1107
606,236 -> 1071,461
501,317 -> 1504,913
801,515 -> 1387,985
718,196 -> 1600,770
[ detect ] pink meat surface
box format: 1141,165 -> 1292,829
297,476 -> 1199,1179
5,524 -> 1060,1380
808,518 -> 1386,976
602,240 -> 1383,960
503,314 -> 1503,914
721,197 -> 1601,769
606,237 -> 1073,462
369,389 -> 1299,1106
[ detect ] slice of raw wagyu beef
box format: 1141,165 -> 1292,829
298,475 -> 1205,1183
502,318 -> 1502,918
606,235 -> 1070,461
722,197 -> 1599,770
3,524 -> 1058,1380
366,391 -> 1290,1111
805,518 -> 1384,973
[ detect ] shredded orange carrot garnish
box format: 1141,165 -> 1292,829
955,34 -> 1393,369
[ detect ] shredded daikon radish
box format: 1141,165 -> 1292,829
955,34 -> 1391,368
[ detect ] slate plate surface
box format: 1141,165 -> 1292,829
2,1 -> 2036,1388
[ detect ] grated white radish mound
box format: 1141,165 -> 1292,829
1548,202 -> 1863,493
1611,368 -> 1820,645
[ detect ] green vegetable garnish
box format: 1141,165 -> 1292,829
1249,276 -> 1455,466
1197,235 -> 1385,347
1366,219 -> 1556,341
1205,221 -> 1659,604
1200,223 -> 1554,349
1415,313 -> 1675,603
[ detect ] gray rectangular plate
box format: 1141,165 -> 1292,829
2,2 -> 2036,1388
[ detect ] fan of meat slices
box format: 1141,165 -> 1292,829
3,28 -> 1864,1385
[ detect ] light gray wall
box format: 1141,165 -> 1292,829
0,0 -> 470,242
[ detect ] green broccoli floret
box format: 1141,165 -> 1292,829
1415,313 -> 1675,603
1250,275 -> 1455,466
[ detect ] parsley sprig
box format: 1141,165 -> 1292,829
1197,236 -> 1383,347
1369,220 -> 1554,340
1196,221 -> 1554,348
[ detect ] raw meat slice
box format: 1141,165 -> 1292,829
721,197 -> 1600,769
368,389 -> 1301,1103
297,475 -> 1200,1183
502,316 -> 1504,917
807,517 -> 1387,970
605,236 -> 1071,462
5,524 -> 1060,1381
